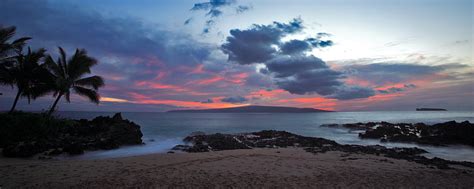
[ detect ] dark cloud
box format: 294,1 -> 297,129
191,0 -> 235,11
279,37 -> 334,54
221,18 -> 303,64
280,40 -> 311,55
275,69 -> 344,96
0,0 -> 220,101
378,84 -> 417,94
184,18 -> 193,25
206,9 -> 223,18
222,19 -> 374,100
221,96 -> 248,103
0,0 -> 212,67
200,99 -> 214,104
236,5 -> 251,13
266,55 -> 327,78
329,86 -> 376,100
188,0 -> 251,34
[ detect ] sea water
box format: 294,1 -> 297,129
56,111 -> 474,161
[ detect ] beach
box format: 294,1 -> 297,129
1,148 -> 473,188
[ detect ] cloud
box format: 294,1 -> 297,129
201,99 -> 214,103
377,84 -> 417,94
0,0 -> 212,67
275,68 -> 344,96
222,18 -> 374,100
221,18 -> 304,65
221,96 -> 248,103
0,0 -> 248,111
191,0 -> 235,11
329,86 -> 376,100
184,18 -> 193,25
280,40 -> 311,55
187,0 -> 251,34
236,5 -> 251,13
344,63 -> 469,85
265,55 -> 327,78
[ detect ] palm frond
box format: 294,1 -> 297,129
73,86 -> 100,104
44,55 -> 63,78
58,47 -> 68,76
68,48 -> 97,80
74,75 -> 104,89
0,26 -> 16,44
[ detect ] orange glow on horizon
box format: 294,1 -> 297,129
101,97 -> 129,103
276,97 -> 337,111
128,92 -> 247,109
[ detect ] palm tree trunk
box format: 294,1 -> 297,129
9,89 -> 22,113
48,93 -> 63,116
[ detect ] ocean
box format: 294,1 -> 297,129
57,111 -> 474,161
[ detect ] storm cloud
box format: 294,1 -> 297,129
222,19 -> 375,100
222,18 -> 304,64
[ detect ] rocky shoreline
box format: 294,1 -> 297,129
173,130 -> 474,169
0,113 -> 143,158
321,120 -> 474,147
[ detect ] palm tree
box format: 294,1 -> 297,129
1,26 -> 31,93
45,47 -> 104,115
0,26 -> 31,63
3,47 -> 48,113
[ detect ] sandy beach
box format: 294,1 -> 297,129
1,148 -> 473,188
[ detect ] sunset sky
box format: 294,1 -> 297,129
0,0 -> 473,112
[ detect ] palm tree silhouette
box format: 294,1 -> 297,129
3,47 -> 47,113
1,26 -> 33,105
0,26 -> 31,63
44,47 -> 104,115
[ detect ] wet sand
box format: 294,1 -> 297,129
1,148 -> 473,188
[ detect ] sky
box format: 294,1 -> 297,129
0,0 -> 473,112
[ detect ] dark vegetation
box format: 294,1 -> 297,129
0,25 -> 104,115
0,26 -> 139,158
0,112 -> 143,158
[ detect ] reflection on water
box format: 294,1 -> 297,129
57,111 -> 474,161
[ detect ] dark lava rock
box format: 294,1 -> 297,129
179,130 -> 339,153
171,144 -> 192,151
3,141 -> 46,157
184,133 -> 251,152
2,113 -> 143,158
63,143 -> 84,155
179,130 -> 474,169
326,121 -> 474,147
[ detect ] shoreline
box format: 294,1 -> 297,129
1,148 -> 473,188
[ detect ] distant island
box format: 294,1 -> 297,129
167,105 -> 331,113
416,108 -> 447,111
